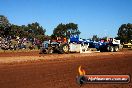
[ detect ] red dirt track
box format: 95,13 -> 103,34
0,50 -> 132,88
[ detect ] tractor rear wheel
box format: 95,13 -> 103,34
47,47 -> 53,54
114,46 -> 119,52
39,48 -> 46,54
59,43 -> 69,54
107,45 -> 110,52
109,46 -> 114,52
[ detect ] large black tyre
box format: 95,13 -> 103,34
109,46 -> 114,52
107,45 -> 110,52
39,48 -> 47,54
99,46 -> 104,52
59,43 -> 69,54
47,47 -> 53,54
114,46 -> 119,52
99,46 -> 107,52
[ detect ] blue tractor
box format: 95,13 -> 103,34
98,38 -> 121,52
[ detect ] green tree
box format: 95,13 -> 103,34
66,23 -> 80,38
27,22 -> 46,36
0,15 -> 11,37
117,23 -> 132,43
0,15 -> 10,27
10,22 -> 46,41
27,22 -> 46,41
52,23 -> 80,39
52,23 -> 67,38
92,35 -> 100,41
10,24 -> 25,38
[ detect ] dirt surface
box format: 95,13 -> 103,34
0,50 -> 132,88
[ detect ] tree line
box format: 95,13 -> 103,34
0,15 -> 47,41
0,15 -> 80,41
0,15 -> 132,43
